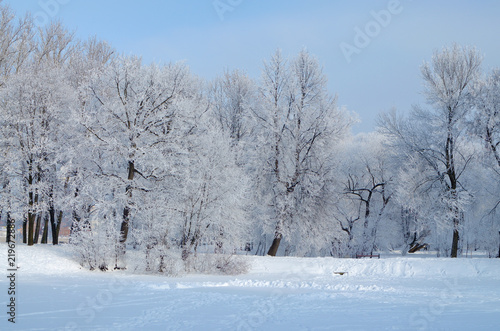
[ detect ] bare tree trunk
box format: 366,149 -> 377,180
33,213 -> 42,244
47,189 -> 61,245
41,213 -> 49,244
497,231 -> 500,258
408,243 -> 427,253
120,160 -> 135,244
451,224 -> 460,258
27,212 -> 35,246
49,206 -> 56,244
6,213 -> 13,243
267,197 -> 288,257
28,190 -> 38,246
22,219 -> 27,243
446,119 -> 460,258
51,210 -> 62,245
267,233 -> 282,257
27,172 -> 35,246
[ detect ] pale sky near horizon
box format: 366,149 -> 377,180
4,0 -> 500,133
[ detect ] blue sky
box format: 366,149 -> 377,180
4,0 -> 500,133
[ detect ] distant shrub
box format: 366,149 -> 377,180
185,253 -> 250,275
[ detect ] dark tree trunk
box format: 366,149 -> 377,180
6,213 -> 13,243
27,212 -> 35,246
41,213 -> 49,244
267,233 -> 282,256
449,206 -> 460,258
497,231 -> 500,258
27,189 -> 35,245
33,213 -> 42,244
27,163 -> 35,246
47,189 -> 61,245
22,219 -> 27,243
50,209 -> 62,245
55,211 -> 62,245
446,111 -> 461,258
409,243 -> 427,253
451,227 -> 459,258
120,160 -> 135,244
50,208 -> 57,244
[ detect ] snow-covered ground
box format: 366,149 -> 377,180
1,244 -> 500,330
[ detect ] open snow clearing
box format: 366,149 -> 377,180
1,244 -> 499,330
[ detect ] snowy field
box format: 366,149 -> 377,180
1,244 -> 500,330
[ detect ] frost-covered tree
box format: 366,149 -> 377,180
0,3 -> 34,232
174,123 -> 250,260
0,2 -> 35,85
472,69 -> 500,172
63,36 -> 114,246
82,57 -> 195,246
335,133 -> 395,256
470,69 -> 500,256
208,69 -> 264,253
0,10 -> 84,246
381,44 -> 482,257
126,119 -> 250,273
71,55 -> 251,271
210,69 -> 256,144
34,21 -> 76,66
0,62 -> 76,245
70,57 -> 191,268
256,49 -> 351,256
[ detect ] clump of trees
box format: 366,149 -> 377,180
1,2 -> 499,273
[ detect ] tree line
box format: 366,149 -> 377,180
0,3 -> 499,273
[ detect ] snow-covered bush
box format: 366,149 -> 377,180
185,253 -> 250,275
70,219 -> 122,271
